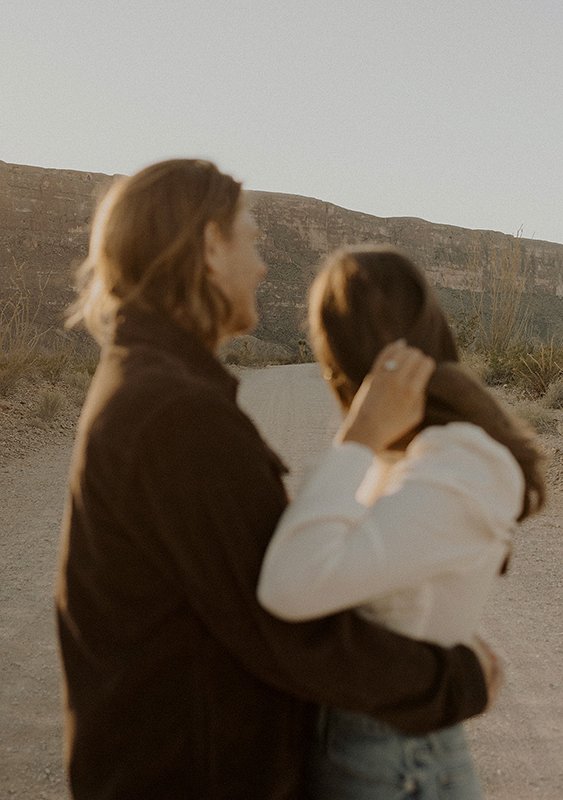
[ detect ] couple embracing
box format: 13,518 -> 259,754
56,159 -> 544,799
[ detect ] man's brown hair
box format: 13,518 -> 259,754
68,159 -> 242,346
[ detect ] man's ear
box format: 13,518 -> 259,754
203,220 -> 227,280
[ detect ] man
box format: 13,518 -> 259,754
57,159 -> 495,799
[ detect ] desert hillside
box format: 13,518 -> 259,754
2,160 -> 563,353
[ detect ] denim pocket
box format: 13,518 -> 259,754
321,709 -> 406,788
432,726 -> 483,800
436,764 -> 483,800
310,713 -> 483,800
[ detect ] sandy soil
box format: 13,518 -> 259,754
1,363 -> 562,799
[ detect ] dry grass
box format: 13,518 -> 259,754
219,335 -> 293,367
0,354 -> 31,396
62,369 -> 92,406
516,340 -> 563,397
459,350 -> 488,381
544,379 -> 563,410
466,231 -> 531,355
31,388 -> 66,425
453,235 -> 563,396
0,260 -> 53,355
512,400 -> 560,435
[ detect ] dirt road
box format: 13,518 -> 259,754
1,364 -> 561,798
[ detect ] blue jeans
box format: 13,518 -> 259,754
307,708 -> 483,800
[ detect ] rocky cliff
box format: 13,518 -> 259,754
1,161 -> 562,348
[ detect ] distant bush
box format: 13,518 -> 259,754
544,378 -> 563,410
454,233 -> 560,398
479,347 -> 523,387
513,400 -> 559,435
458,350 -> 489,382
0,260 -> 51,356
0,355 -> 29,397
32,388 -> 66,424
36,349 -> 72,383
515,340 -> 563,397
297,338 -> 315,363
62,369 -> 92,406
458,338 -> 563,399
466,231 -> 530,355
218,335 -> 293,367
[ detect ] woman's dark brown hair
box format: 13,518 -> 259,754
309,245 -> 545,520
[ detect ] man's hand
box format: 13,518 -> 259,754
471,636 -> 504,711
337,339 -> 436,453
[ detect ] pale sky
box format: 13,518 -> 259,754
1,0 -> 562,243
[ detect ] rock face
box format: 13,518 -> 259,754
1,160 -> 562,348
249,191 -> 563,347
0,161 -> 115,333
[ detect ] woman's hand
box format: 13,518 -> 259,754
336,340 -> 435,453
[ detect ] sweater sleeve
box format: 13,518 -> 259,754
258,423 -> 522,621
134,396 -> 488,735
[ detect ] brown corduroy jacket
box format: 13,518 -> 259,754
56,308 -> 487,800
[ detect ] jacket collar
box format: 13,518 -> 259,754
112,306 -> 239,400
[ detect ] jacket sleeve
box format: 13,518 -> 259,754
133,392 -> 487,735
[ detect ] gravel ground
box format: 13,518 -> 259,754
1,364 -> 561,799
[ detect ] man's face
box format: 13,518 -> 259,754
205,202 -> 267,339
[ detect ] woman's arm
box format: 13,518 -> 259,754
258,426 -> 523,622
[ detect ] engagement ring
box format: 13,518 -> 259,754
384,359 -> 399,371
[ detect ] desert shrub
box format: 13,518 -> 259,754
467,233 -> 531,355
297,338 -> 315,363
0,261 -> 57,395
544,378 -> 563,410
0,292 -> 40,356
0,260 -> 51,356
32,388 -> 66,424
35,349 -> 72,383
480,346 -> 524,387
514,401 -> 559,435
71,341 -> 100,376
450,312 -> 481,351
62,369 -> 92,406
0,351 -> 32,397
473,340 -> 560,396
515,340 -> 563,397
459,349 -> 488,381
219,335 -> 293,367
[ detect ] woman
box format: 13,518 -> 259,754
258,245 -> 545,799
